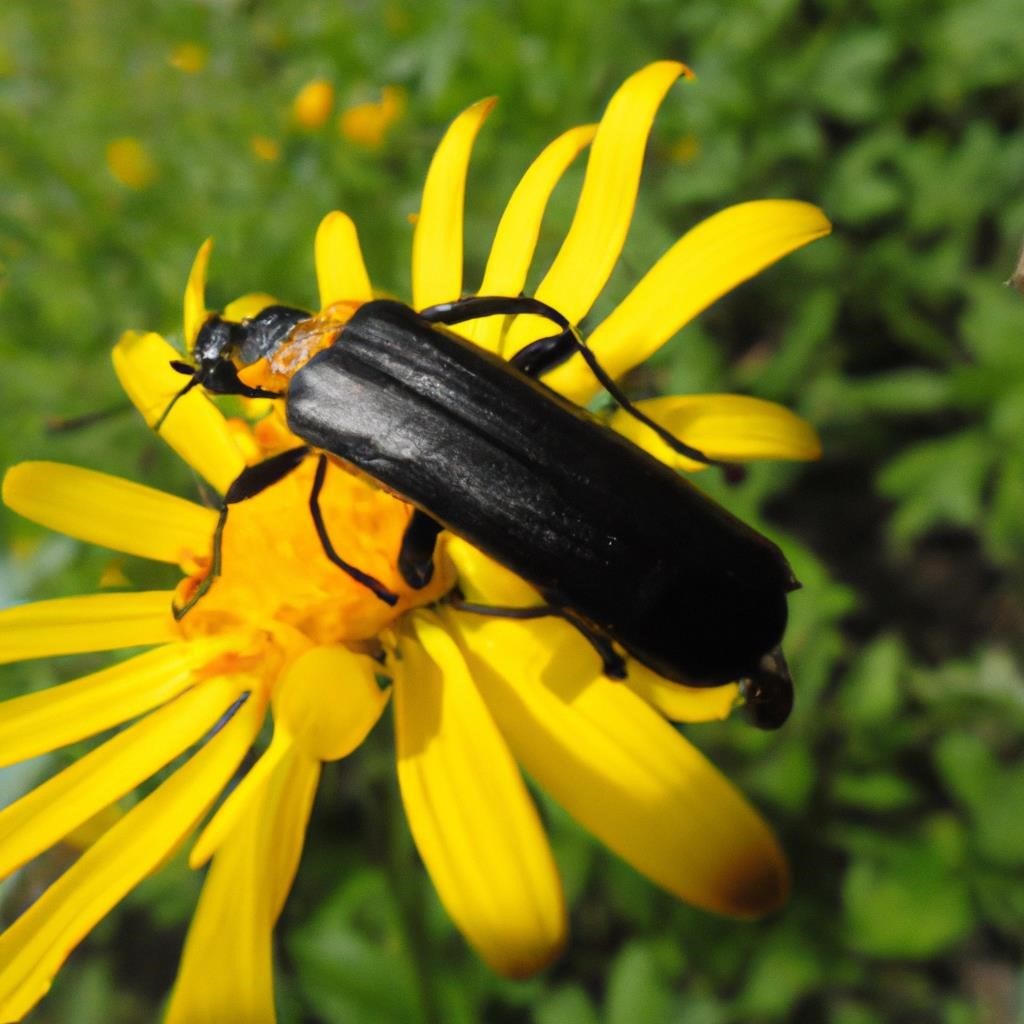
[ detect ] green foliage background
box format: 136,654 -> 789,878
1,1 -> 1023,1021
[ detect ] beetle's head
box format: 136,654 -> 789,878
157,305 -> 310,429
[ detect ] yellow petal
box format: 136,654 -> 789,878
3,462 -> 217,564
315,210 -> 374,307
623,659 -> 739,723
412,97 -> 497,311
274,644 -> 390,761
447,611 -> 789,918
444,536 -> 539,606
0,592 -> 178,665
167,745 -> 318,1024
184,238 -> 213,349
0,674 -> 247,882
0,690 -> 264,1022
223,292 -> 279,322
394,611 -> 565,977
611,394 -> 823,472
0,638 -> 236,766
189,728 -> 291,868
112,329 -> 246,494
545,199 -> 833,403
465,123 -> 597,353
503,61 -> 690,355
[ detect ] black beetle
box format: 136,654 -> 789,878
164,294 -> 799,728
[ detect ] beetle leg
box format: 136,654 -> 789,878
173,445 -> 311,620
559,609 -> 628,679
309,454 -> 400,606
512,326 -> 724,469
447,594 -> 627,680
397,509 -> 445,588
420,295 -> 722,468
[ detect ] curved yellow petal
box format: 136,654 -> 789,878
0,690 -> 264,1022
624,659 -> 739,723
611,394 -> 823,472
189,727 -> 291,868
0,638 -> 236,766
3,462 -> 217,564
223,292 -> 279,322
184,238 -> 213,349
394,611 -> 565,977
412,97 -> 497,311
465,123 -> 597,353
545,199 -> 833,403
316,210 -> 374,307
112,330 -> 245,494
445,536 -> 539,606
274,644 -> 390,762
447,612 -> 788,918
0,592 -> 178,664
0,674 -> 247,882
167,745 -> 318,1024
503,61 -> 690,356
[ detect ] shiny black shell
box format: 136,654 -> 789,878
286,299 -> 794,686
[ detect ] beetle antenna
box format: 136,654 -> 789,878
153,373 -> 200,432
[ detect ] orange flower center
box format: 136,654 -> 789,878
175,427 -> 455,659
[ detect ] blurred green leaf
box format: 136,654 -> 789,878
604,941 -> 673,1024
831,771 -> 920,811
842,835 -> 974,957
744,740 -> 816,814
814,31 -> 894,124
878,431 -> 994,543
288,869 -> 425,1024
738,923 -> 825,1017
837,633 -> 906,726
535,985 -> 600,1024
934,732 -> 1024,866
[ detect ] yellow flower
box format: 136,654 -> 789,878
292,77 -> 335,130
105,137 -> 157,190
0,62 -> 829,1021
249,134 -> 282,163
338,84 -> 406,148
169,42 -> 207,75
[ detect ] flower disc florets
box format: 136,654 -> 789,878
175,418 -> 456,661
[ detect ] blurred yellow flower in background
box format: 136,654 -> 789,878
105,137 -> 157,190
250,134 -> 282,162
169,42 -> 207,74
292,77 -> 335,130
339,84 -> 406,147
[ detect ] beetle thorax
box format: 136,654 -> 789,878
238,300 -> 363,393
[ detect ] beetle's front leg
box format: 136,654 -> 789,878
173,445 -> 311,620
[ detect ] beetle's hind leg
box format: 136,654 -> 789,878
420,295 -> 722,468
398,509 -> 444,588
447,593 -> 627,680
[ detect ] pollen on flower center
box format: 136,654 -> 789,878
174,449 -> 455,651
